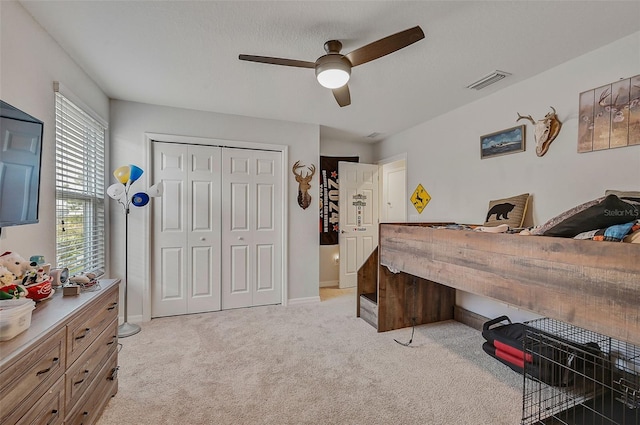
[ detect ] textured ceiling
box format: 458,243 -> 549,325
20,1 -> 640,143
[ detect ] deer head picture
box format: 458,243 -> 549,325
517,106 -> 562,157
292,161 -> 315,210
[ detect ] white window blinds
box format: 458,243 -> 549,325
55,91 -> 106,276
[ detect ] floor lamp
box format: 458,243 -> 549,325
108,164 -> 163,338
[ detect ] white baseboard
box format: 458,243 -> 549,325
287,296 -> 321,305
120,314 -> 144,324
319,280 -> 339,288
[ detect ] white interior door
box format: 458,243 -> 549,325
380,159 -> 406,223
152,142 -> 221,317
338,162 -> 379,289
222,148 -> 282,309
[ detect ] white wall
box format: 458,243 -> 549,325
374,31 -> 640,322
318,247 -> 339,287
109,100 -> 320,320
320,137 -> 376,164
0,1 -> 109,266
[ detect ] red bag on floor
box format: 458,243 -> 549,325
482,315 -> 575,386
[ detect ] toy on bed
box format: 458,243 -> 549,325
530,190 -> 640,242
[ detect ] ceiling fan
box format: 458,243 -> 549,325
239,26 -> 425,107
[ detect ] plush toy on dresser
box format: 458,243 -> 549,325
0,251 -> 52,301
0,251 -> 33,280
0,265 -> 26,300
0,265 -> 15,285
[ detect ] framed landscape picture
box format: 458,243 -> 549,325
480,125 -> 525,159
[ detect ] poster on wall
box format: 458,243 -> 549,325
319,155 -> 359,245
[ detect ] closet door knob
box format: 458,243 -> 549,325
200,237 -> 205,241
238,237 -> 244,241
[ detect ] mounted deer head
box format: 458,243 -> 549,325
292,161 -> 315,210
517,106 -> 562,157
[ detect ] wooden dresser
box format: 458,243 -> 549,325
0,279 -> 120,425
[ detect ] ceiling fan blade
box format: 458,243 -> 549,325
345,26 -> 425,67
332,85 -> 351,107
238,54 -> 315,69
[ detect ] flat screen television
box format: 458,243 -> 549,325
0,100 -> 44,228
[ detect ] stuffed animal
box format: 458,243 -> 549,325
22,266 -> 49,286
0,283 -> 27,300
0,265 -> 16,286
0,265 -> 26,300
0,251 -> 35,280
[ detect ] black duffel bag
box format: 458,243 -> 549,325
482,316 -> 604,387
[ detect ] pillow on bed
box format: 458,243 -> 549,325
484,193 -> 529,228
605,190 -> 640,202
532,195 -> 640,237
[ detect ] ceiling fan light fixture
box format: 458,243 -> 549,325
315,55 -> 351,89
317,69 -> 350,89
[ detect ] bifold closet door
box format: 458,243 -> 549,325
152,142 -> 221,318
221,148 -> 282,309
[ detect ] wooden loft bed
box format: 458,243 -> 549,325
357,223 -> 640,346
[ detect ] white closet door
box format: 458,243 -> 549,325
152,142 -> 221,317
222,148 -> 282,309
186,144 -> 222,314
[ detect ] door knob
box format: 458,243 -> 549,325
341,230 -> 346,234
200,237 -> 205,241
238,237 -> 244,240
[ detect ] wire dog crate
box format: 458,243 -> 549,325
521,318 -> 639,425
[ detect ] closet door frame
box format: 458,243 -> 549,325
142,133 -> 289,322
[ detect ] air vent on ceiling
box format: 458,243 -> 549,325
466,70 -> 511,90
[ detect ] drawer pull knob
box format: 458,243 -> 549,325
78,411 -> 89,425
107,302 -> 118,311
108,366 -> 120,381
74,369 -> 90,386
106,335 -> 117,345
75,328 -> 91,340
36,357 -> 60,376
46,409 -> 59,425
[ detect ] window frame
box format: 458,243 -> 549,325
54,87 -> 107,277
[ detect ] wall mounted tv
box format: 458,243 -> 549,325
0,100 -> 44,228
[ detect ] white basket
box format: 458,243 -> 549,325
0,298 -> 36,341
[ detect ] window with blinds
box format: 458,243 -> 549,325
55,92 -> 106,276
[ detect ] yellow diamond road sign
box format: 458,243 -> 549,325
410,184 -> 431,214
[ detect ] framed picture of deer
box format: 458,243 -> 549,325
578,74 -> 640,153
480,125 -> 525,159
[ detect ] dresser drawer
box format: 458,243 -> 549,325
0,327 -> 66,424
66,319 -> 118,410
66,286 -> 118,365
65,349 -> 118,425
16,375 -> 65,425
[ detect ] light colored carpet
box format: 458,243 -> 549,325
97,291 -> 524,425
319,286 -> 355,301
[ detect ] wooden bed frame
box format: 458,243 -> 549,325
357,223 -> 640,346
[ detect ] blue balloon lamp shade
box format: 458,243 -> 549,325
132,192 -> 149,207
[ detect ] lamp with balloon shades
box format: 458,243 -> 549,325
107,164 -> 163,337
